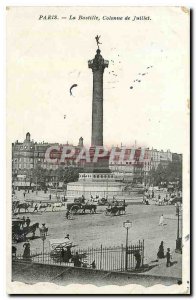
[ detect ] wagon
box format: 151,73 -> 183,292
105,200 -> 127,216
49,239 -> 87,264
67,198 -> 97,215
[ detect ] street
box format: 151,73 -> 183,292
13,200 -> 181,278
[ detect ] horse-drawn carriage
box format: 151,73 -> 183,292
105,200 -> 127,216
66,197 -> 97,215
12,218 -> 39,242
49,239 -> 88,265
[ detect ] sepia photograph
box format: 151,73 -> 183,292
6,6 -> 190,294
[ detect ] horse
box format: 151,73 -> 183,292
16,202 -> 30,213
82,204 -> 97,214
12,201 -> 20,214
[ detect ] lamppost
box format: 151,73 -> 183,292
175,202 -> 182,253
39,225 -> 47,263
123,220 -> 132,271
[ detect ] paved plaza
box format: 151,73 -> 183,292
13,200 -> 182,278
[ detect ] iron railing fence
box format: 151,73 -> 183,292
14,240 -> 144,272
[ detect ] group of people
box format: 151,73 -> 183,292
143,187 -> 180,206
157,241 -> 172,267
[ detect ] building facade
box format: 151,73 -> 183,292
12,133 -> 181,186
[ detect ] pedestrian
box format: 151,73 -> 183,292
159,214 -> 164,226
64,234 -> 70,242
33,203 -> 38,213
134,250 -> 141,270
166,248 -> 172,267
91,260 -> 96,269
157,241 -> 165,259
23,191 -> 26,199
49,194 -> 51,201
66,246 -> 72,261
23,240 -> 31,260
72,252 -> 81,267
26,217 -> 31,227
61,247 -> 65,262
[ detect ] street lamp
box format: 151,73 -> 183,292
123,220 -> 132,271
39,225 -> 47,263
175,202 -> 182,253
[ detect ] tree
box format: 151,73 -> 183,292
148,160 -> 182,188
31,166 -> 49,188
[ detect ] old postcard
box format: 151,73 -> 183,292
7,6 -> 190,294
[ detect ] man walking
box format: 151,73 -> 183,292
166,248 -> 172,267
159,214 -> 164,226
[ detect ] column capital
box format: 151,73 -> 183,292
88,49 -> 109,72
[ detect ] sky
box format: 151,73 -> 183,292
7,6 -> 189,153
